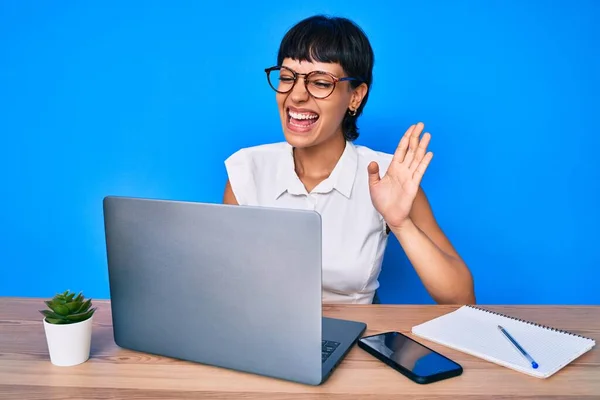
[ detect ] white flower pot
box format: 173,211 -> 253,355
43,316 -> 93,366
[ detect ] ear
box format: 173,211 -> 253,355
350,82 -> 368,111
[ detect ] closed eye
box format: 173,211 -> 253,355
310,81 -> 334,89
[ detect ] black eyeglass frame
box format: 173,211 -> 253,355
264,65 -> 363,99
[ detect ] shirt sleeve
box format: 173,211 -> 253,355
224,148 -> 256,206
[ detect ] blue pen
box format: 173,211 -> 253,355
498,325 -> 539,369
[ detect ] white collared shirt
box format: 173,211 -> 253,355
224,141 -> 394,304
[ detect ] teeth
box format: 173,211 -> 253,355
289,110 -> 319,120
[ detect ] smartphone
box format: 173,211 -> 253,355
358,331 -> 462,384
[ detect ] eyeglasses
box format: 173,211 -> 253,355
264,66 -> 362,99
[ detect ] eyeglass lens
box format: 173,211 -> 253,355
268,68 -> 336,98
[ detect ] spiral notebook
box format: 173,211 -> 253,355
411,305 -> 595,378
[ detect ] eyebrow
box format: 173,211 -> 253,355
281,65 -> 342,76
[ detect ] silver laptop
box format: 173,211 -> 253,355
102,196 -> 366,385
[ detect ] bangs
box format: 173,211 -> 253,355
277,18 -> 354,68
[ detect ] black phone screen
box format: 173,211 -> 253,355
359,331 -> 461,381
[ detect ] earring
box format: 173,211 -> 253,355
348,108 -> 357,117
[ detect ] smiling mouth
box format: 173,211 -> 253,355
287,108 -> 320,131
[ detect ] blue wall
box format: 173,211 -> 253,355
1,1 -> 598,304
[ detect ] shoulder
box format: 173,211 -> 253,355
225,142 -> 289,167
352,144 -> 394,176
228,141 -> 291,155
224,142 -> 289,205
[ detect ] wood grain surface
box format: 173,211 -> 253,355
1,298 -> 598,399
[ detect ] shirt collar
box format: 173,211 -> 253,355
274,141 -> 358,199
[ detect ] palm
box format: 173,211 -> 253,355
368,123 -> 433,230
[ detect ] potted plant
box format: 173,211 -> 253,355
39,290 -> 96,366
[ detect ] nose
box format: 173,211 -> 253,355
289,75 -> 310,103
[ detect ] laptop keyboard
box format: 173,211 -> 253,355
322,340 -> 340,363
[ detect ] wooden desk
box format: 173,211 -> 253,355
0,298 -> 598,399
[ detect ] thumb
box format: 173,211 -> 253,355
367,161 -> 380,186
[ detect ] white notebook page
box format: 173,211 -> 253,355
411,305 -> 595,378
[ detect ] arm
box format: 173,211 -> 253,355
368,123 -> 476,305
391,187 -> 475,304
223,179 -> 239,205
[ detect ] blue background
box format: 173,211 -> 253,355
1,1 -> 598,304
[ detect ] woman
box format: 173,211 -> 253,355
223,15 -> 475,305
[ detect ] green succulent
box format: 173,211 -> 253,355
40,290 -> 96,324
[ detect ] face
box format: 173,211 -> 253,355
274,58 -> 367,148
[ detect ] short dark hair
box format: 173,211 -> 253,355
276,15 -> 374,141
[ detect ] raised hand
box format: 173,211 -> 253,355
367,122 -> 433,231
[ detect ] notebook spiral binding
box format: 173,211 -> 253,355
465,305 -> 595,341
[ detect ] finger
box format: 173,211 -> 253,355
367,161 -> 380,186
404,122 -> 424,166
413,151 -> 433,184
392,131 -> 411,164
409,132 -> 431,172
401,124 -> 416,140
